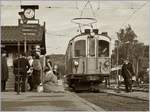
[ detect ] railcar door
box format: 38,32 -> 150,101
87,37 -> 97,74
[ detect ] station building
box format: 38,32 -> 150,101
1,25 -> 46,66
1,24 -> 46,90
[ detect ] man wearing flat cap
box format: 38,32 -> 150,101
13,52 -> 30,92
121,58 -> 135,92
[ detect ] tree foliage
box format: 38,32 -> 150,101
112,25 -> 143,65
112,25 -> 148,75
117,25 -> 137,43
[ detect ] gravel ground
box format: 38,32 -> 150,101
77,92 -> 149,111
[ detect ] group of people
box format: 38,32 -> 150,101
13,52 -> 40,92
13,52 -> 62,92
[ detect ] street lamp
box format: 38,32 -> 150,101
115,40 -> 120,89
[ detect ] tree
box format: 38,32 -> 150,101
114,25 -> 137,64
112,25 -> 148,76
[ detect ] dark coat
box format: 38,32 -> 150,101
13,57 -> 30,76
1,56 -> 9,81
121,62 -> 135,83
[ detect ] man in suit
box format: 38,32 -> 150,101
13,52 -> 30,92
1,50 -> 9,91
121,58 -> 135,92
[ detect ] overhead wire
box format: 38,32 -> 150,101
77,0 -> 98,31
76,0 -> 79,9
19,0 -> 22,6
45,1 -> 149,41
120,1 -> 149,28
111,1 -> 149,40
97,0 -> 100,10
80,0 -> 96,17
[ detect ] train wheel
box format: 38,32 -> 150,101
89,82 -> 94,92
89,82 -> 100,92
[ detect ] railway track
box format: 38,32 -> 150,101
77,92 -> 149,111
65,82 -> 149,93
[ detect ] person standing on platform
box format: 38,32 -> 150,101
32,54 -> 42,90
1,50 -> 9,92
27,56 -> 34,91
121,58 -> 135,92
13,53 -> 30,92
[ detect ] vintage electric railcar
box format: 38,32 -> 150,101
65,29 -> 111,91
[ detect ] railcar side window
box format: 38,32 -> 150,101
98,40 -> 109,57
74,40 -> 86,57
89,38 -> 95,57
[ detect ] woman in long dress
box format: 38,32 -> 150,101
43,59 -> 64,92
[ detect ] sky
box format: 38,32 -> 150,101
1,0 -> 150,55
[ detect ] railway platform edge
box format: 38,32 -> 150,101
1,91 -> 104,111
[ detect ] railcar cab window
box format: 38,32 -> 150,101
74,40 -> 86,57
98,40 -> 109,57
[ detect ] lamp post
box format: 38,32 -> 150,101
115,40 -> 120,89
115,40 -> 130,90
17,41 -> 20,95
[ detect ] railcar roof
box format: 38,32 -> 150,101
69,33 -> 111,43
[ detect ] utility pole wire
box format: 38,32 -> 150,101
111,1 -> 149,40
76,0 -> 79,9
80,0 -> 96,17
97,0 -> 100,10
120,1 -> 149,28
20,0 -> 22,5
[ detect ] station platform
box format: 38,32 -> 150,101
1,91 -> 104,111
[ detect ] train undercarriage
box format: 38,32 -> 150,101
66,74 -> 110,92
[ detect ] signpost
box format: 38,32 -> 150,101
18,5 -> 39,53
20,23 -> 40,52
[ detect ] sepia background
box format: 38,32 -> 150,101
1,0 -> 149,54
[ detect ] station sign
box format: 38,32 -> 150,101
19,23 -> 40,36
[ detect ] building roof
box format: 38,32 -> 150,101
1,26 -> 44,44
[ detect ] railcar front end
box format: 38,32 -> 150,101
65,29 -> 111,91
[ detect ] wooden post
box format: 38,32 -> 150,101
17,41 -> 20,95
24,36 -> 27,53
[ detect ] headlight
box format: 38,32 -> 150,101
74,60 -> 79,66
54,65 -> 58,70
91,32 -> 95,37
